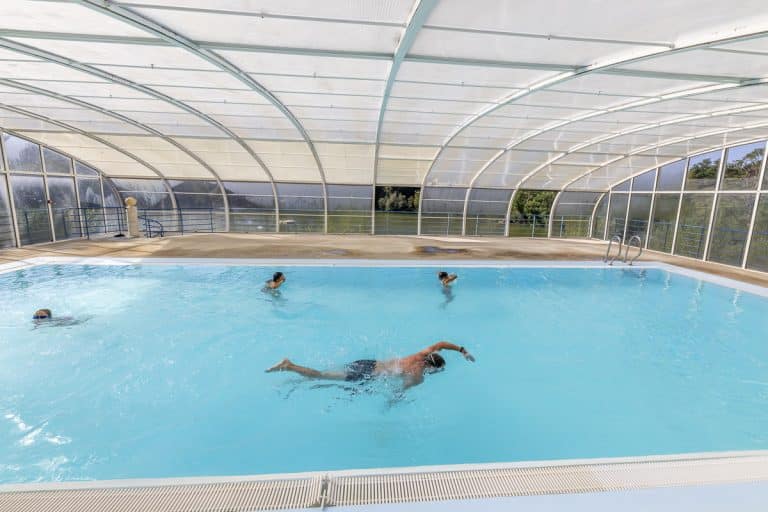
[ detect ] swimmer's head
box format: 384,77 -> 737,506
272,271 -> 285,282
437,271 -> 448,280
33,308 -> 52,320
423,352 -> 446,373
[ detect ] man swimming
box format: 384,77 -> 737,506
438,271 -> 458,286
32,308 -> 83,328
266,341 -> 475,390
264,271 -> 286,290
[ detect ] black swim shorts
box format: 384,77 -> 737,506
344,359 -> 377,382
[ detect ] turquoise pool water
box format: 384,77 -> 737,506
1,263 -> 767,483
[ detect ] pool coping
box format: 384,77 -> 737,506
2,255 -> 768,298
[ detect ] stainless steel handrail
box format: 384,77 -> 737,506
623,235 -> 643,265
603,235 -> 623,265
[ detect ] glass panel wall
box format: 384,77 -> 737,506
47,176 -> 78,240
420,187 -> 465,235
77,177 -> 104,208
465,188 -> 512,236
276,183 -> 324,233
606,194 -> 629,240
674,194 -> 713,259
225,181 -> 276,232
591,194 -> 608,239
684,150 -> 720,191
626,194 -> 652,241
374,186 -> 419,235
746,195 -> 768,272
509,189 -> 554,238
42,148 -> 73,175
0,176 -> 15,248
647,194 -> 679,253
657,160 -> 685,191
708,194 -> 755,266
3,134 -> 43,173
632,169 -> 656,192
551,191 -> 601,238
169,180 -> 226,232
721,142 -> 764,191
112,178 -> 172,209
11,175 -> 51,245
327,185 -> 372,234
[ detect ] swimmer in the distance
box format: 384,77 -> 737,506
437,271 -> 457,286
266,341 -> 475,390
264,271 -> 286,290
32,308 -> 83,328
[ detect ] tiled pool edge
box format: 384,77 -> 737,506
2,451 -> 768,510
3,256 -> 768,298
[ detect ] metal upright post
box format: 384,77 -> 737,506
702,148 -> 726,260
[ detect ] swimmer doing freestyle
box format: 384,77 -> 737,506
266,341 -> 475,390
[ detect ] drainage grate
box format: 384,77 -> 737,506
2,453 -> 768,511
325,454 -> 768,507
0,476 -> 322,512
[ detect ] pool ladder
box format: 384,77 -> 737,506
603,235 -> 643,265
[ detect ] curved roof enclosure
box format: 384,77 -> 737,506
1,1 -> 768,194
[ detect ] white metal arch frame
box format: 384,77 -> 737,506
0,78 -> 244,228
0,104 -> 179,209
560,121 -> 768,193
370,0 -> 438,234
412,25 -> 768,233
473,75 -> 768,222
0,36 -> 282,230
74,0 -> 330,232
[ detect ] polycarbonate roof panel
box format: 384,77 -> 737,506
217,52 -> 390,81
124,0 -> 415,24
99,135 -> 215,179
424,0 -> 766,42
246,140 -> 319,182
0,109 -> 64,132
173,137 -> 269,181
317,143 -> 374,184
619,48 -> 768,78
131,6 -> 404,53
426,147 -> 499,187
390,81 -> 512,103
396,61 -> 556,89
0,2 -> 150,37
411,28 -> 661,66
553,73 -> 714,97
17,131 -> 157,177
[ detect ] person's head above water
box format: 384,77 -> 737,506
266,271 -> 286,290
33,308 -> 52,320
437,271 -> 457,286
272,271 -> 284,282
423,352 -> 446,373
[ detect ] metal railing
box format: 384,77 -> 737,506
623,235 -> 644,265
63,207 -> 127,240
550,215 -> 591,238
604,235 -> 623,264
137,208 -> 225,236
508,215 -> 549,238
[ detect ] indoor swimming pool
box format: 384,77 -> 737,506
1,261 -> 767,483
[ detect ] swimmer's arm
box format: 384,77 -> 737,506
444,274 -> 458,284
420,341 -> 475,362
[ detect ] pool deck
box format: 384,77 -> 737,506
2,233 -> 768,287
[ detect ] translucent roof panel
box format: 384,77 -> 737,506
173,137 -> 270,181
0,2 -> 150,37
425,148 -> 500,187
99,135 -> 216,179
131,5 -> 406,53
317,143 -> 375,184
246,140 -> 319,183
17,131 -> 157,177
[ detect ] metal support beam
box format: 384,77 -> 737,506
371,0 -> 438,234
75,0 -> 325,231
0,37 -> 276,231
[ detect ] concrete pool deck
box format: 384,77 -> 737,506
2,233 -> 768,287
